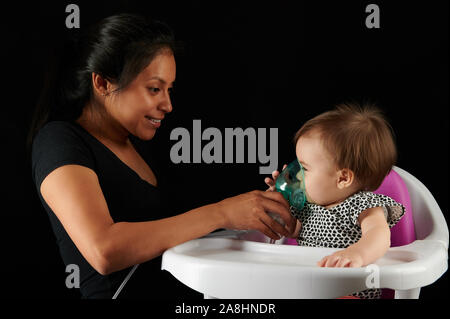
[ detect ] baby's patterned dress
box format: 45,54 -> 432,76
290,191 -> 405,299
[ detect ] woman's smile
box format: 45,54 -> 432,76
145,116 -> 163,128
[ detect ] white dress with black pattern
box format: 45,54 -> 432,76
290,191 -> 405,299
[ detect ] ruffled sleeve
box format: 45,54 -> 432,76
347,191 -> 405,228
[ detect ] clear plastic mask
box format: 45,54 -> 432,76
275,159 -> 307,211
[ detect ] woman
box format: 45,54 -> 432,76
28,14 -> 296,299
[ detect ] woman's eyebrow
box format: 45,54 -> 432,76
147,76 -> 173,85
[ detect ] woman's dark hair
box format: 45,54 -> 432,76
26,13 -> 178,154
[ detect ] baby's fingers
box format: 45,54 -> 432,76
264,178 -> 276,192
265,165 -> 287,191
271,170 -> 280,181
265,177 -> 275,187
265,170 -> 280,191
317,255 -> 338,267
317,256 -> 328,267
336,257 -> 352,268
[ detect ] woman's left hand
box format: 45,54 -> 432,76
317,248 -> 364,268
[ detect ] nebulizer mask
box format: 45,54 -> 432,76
268,159 -> 307,244
275,159 -> 307,211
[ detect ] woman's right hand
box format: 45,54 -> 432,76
216,190 -> 296,240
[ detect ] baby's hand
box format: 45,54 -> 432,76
264,164 -> 287,191
317,248 -> 364,268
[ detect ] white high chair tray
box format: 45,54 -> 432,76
162,230 -> 448,299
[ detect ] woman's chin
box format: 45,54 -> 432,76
136,128 -> 156,141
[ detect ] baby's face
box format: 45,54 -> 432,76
295,131 -> 342,207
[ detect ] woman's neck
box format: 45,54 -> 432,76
76,103 -> 130,147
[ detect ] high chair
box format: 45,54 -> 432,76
161,166 -> 448,299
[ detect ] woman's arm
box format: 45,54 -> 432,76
317,207 -> 390,267
41,165 -> 295,275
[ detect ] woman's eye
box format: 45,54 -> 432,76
148,87 -> 160,94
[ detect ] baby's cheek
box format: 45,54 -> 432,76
305,180 -> 330,205
304,182 -> 320,204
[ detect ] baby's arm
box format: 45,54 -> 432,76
318,207 -> 390,267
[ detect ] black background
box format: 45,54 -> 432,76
1,0 -> 448,300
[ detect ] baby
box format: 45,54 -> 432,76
265,103 -> 405,299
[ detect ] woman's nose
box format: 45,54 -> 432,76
159,93 -> 173,113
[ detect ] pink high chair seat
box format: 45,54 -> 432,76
374,169 -> 416,247
374,169 -> 416,298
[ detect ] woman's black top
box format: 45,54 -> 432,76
31,121 -> 200,299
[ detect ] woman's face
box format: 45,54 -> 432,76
295,130 -> 341,206
105,51 -> 176,141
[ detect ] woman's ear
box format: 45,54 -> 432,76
91,72 -> 113,97
336,168 -> 355,189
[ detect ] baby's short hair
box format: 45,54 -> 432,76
293,102 -> 397,191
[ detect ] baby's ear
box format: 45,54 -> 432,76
336,168 -> 356,189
